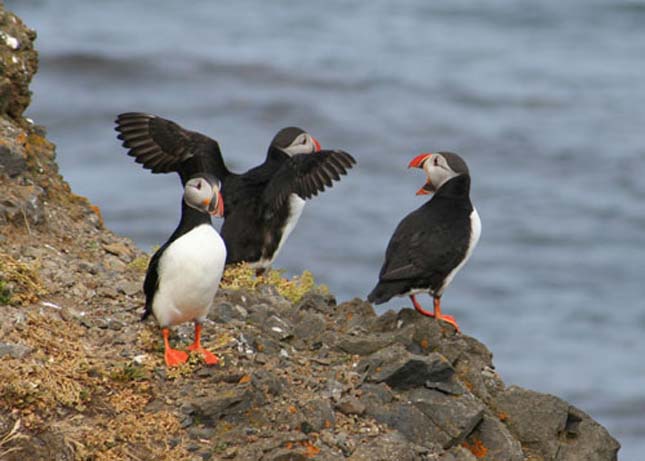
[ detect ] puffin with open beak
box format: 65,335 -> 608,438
142,174 -> 227,366
368,152 -> 481,332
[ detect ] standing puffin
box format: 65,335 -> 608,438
143,174 -> 226,366
367,152 -> 481,332
115,113 -> 355,273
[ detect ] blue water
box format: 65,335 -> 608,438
7,1 -> 645,458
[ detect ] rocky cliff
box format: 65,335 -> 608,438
0,4 -> 620,461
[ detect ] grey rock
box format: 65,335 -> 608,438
495,386 -> 570,459
247,303 -> 273,326
190,388 -> 258,426
294,292 -> 336,313
264,314 -> 294,341
332,298 -> 377,332
0,184 -> 45,225
300,398 -> 335,432
348,431 -> 424,461
0,143 -> 26,177
554,405 -> 620,461
116,280 -> 140,296
252,369 -> 285,396
358,343 -> 460,392
0,342 -> 32,358
291,310 -> 326,342
439,446 -> 478,461
364,400 -> 442,449
209,301 -> 247,323
461,415 -> 523,461
408,387 -> 485,448
336,333 -> 396,356
262,448 -> 309,461
335,396 -> 366,416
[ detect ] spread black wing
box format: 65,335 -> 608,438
115,112 -> 229,184
262,149 -> 356,212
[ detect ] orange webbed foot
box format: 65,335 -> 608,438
436,314 -> 460,333
164,348 -> 189,367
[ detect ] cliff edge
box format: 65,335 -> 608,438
0,5 -> 620,461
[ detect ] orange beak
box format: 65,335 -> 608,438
214,192 -> 224,217
208,192 -> 224,217
312,136 -> 322,152
408,153 -> 434,195
408,153 -> 432,169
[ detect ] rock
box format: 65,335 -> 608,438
116,280 -> 140,296
190,388 -> 260,426
102,255 -> 127,272
408,387 -> 485,448
335,396 -> 366,416
294,292 -> 336,313
0,142 -> 25,176
363,399 -> 441,449
0,183 -> 45,225
332,298 -> 377,332
439,446 -> 478,461
291,310 -> 326,342
103,242 -> 133,261
495,386 -> 569,459
209,301 -> 247,323
461,415 -> 523,461
336,333 -> 397,356
252,369 -> 285,396
0,342 -> 32,358
262,448 -> 309,461
552,405 -> 620,461
0,7 -> 38,120
300,398 -> 335,432
348,431 -> 424,461
263,314 -> 294,341
358,343 -> 462,393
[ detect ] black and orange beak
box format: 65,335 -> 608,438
312,136 -> 322,152
408,153 -> 432,169
408,153 -> 434,196
208,192 -> 224,217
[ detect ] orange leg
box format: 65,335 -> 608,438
187,323 -> 219,365
410,295 -> 460,332
433,297 -> 460,332
162,328 -> 188,367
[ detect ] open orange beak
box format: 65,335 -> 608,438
408,153 -> 434,195
312,136 -> 322,152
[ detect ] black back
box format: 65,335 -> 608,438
142,201 -> 212,320
368,174 -> 473,304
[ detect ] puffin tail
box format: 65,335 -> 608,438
367,284 -> 391,305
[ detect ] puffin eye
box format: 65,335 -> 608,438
195,180 -> 202,190
433,157 -> 439,166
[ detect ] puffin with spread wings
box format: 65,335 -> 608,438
115,113 -> 356,274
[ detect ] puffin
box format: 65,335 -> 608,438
115,113 -> 355,273
142,173 -> 226,367
367,152 -> 481,332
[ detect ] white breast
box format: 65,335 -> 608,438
437,208 -> 482,296
152,224 -> 227,327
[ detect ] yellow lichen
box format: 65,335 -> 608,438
0,251 -> 45,305
221,263 -> 328,304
